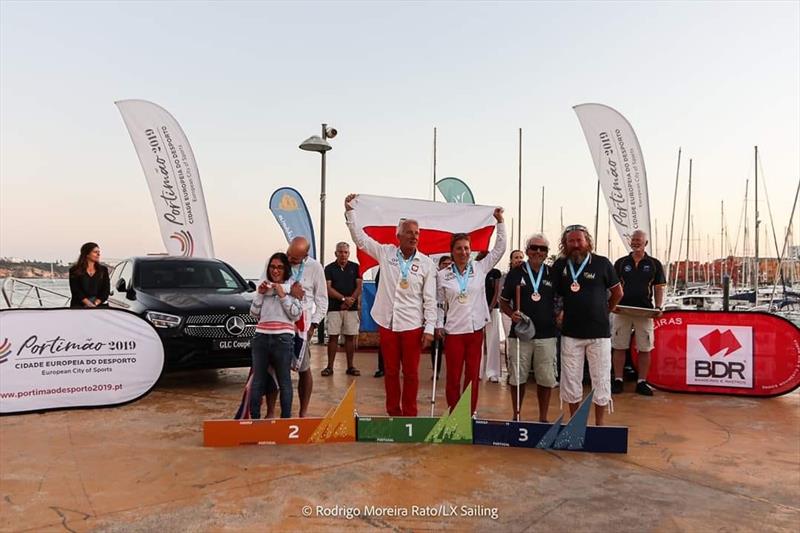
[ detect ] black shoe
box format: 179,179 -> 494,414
373,370 -> 384,378
611,379 -> 624,394
635,381 -> 654,396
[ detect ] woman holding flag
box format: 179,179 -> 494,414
435,208 -> 506,414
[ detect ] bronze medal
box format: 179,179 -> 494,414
399,278 -> 409,289
457,293 -> 468,304
531,292 -> 541,302
570,281 -> 580,292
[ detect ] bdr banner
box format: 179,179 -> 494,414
0,309 -> 164,414
647,311 -> 800,397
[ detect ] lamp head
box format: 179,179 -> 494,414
299,135 -> 332,153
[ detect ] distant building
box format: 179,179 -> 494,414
667,256 -> 799,287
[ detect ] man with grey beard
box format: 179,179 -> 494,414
552,225 -> 623,426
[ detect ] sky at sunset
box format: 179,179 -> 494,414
1,1 -> 798,277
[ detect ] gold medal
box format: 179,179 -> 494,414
570,281 -> 580,292
399,278 -> 409,289
531,292 -> 541,302
457,293 -> 468,304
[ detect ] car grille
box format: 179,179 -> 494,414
184,314 -> 256,338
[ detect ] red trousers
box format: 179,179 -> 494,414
444,330 -> 484,414
379,326 -> 423,416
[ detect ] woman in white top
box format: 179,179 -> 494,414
249,252 -> 303,419
435,208 -> 506,414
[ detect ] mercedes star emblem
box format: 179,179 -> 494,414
225,315 -> 245,336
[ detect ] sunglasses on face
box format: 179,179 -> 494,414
527,245 -> 549,252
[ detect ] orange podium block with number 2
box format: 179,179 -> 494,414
203,383 -> 356,446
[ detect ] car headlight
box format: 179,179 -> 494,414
146,311 -> 182,328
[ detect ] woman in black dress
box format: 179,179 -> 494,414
68,242 -> 110,308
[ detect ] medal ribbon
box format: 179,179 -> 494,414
568,254 -> 591,285
396,250 -> 416,282
451,262 -> 473,296
524,261 -> 544,294
291,261 -> 305,283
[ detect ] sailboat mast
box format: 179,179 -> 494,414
666,147 -> 682,292
517,128 -> 522,250
432,127 -> 437,201
540,186 -> 545,232
685,158 -> 692,289
754,145 -> 759,292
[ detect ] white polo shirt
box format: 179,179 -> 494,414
291,257 -> 329,326
345,211 -> 437,334
436,223 -> 506,334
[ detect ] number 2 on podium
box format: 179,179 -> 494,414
289,425 -> 299,439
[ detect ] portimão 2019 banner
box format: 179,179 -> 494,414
573,103 -> 651,250
116,99 -> 215,258
0,309 -> 165,414
644,311 -> 800,397
268,187 -> 317,259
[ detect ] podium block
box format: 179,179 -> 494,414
203,383 -> 356,446
473,391 -> 628,453
356,384 -> 473,444
357,417 -> 438,443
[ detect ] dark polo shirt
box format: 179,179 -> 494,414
500,263 -> 557,339
614,253 -> 666,309
324,260 -> 361,311
552,253 -> 620,339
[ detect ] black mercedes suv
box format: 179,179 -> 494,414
108,256 -> 256,369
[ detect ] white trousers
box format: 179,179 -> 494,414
559,336 -> 612,406
481,308 -> 503,380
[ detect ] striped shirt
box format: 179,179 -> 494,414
249,283 -> 303,335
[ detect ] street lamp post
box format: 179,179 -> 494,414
299,123 -> 337,343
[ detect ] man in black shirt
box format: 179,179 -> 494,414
612,230 -> 666,396
500,233 -> 558,422
553,225 -> 623,426
323,242 -> 362,377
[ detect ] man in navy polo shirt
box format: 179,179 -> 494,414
553,225 -> 623,426
323,242 -> 363,377
612,230 -> 666,396
500,233 -> 558,422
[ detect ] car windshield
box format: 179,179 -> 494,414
138,261 -> 246,291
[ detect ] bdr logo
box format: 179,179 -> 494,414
686,325 -> 753,388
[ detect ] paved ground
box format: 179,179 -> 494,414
1,346 -> 798,532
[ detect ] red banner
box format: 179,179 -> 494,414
644,311 -> 800,397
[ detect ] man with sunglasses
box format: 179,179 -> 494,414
552,225 -> 623,426
499,234 -> 558,422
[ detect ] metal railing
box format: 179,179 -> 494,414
1,278 -> 71,308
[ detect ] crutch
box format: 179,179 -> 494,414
430,337 -> 441,417
515,284 -> 522,422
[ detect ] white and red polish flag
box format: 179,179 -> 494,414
349,194 -> 498,274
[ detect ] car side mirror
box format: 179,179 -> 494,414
247,280 -> 257,292
116,279 -> 127,293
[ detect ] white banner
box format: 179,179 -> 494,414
116,99 -> 215,257
573,103 -> 652,251
0,309 -> 164,414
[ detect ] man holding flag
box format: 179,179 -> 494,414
345,194 -> 437,416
